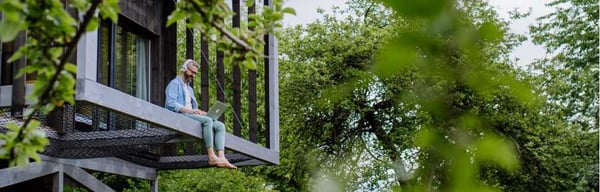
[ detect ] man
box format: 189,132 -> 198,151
165,59 -> 237,169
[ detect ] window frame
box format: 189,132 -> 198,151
94,18 -> 154,130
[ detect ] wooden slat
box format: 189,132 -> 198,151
232,0 -> 242,136
10,32 -> 26,118
119,30 -> 128,93
184,24 -> 197,155
200,39 -> 209,111
157,0 -> 176,105
186,28 -> 193,59
216,51 -> 225,122
159,0 -> 178,155
248,70 -> 257,143
233,0 -> 240,28
248,2 -> 257,143
264,33 -> 271,147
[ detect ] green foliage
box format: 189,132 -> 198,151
217,0 -> 595,191
0,120 -> 48,167
0,0 -> 119,167
251,0 -> 598,191
530,0 -> 598,130
157,168 -> 275,192
167,0 -> 294,70
500,0 -> 600,190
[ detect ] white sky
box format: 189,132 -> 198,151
281,0 -> 554,66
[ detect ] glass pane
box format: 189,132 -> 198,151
127,32 -> 137,96
114,26 -> 123,92
135,37 -> 149,101
98,23 -> 110,86
97,23 -> 150,100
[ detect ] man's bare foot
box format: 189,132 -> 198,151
208,156 -> 224,166
217,158 -> 237,169
207,157 -> 237,169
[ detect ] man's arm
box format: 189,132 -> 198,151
165,80 -> 185,112
165,80 -> 206,115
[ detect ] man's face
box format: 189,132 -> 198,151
185,65 -> 198,81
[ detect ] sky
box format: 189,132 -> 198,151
280,0 -> 555,67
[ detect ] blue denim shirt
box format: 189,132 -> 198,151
165,76 -> 198,112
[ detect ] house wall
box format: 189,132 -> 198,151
119,0 -> 162,35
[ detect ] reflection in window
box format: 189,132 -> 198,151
91,20 -> 151,130
98,21 -> 150,100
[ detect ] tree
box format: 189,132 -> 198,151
254,0 -> 598,191
253,0 -> 528,190
0,0 -> 120,167
530,0 -> 599,130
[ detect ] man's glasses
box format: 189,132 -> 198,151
187,68 -> 198,75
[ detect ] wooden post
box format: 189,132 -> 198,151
10,32 -> 26,118
248,1 -> 257,143
232,0 -> 242,137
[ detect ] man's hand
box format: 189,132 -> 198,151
193,109 -> 207,115
181,107 -> 206,115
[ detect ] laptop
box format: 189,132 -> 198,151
205,101 -> 228,120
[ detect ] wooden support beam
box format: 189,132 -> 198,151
151,177 -> 159,192
265,0 -> 279,151
233,159 -> 266,166
76,18 -> 98,81
52,171 -> 64,192
0,161 -> 62,188
63,165 -> 115,192
226,134 -> 279,164
41,154 -> 156,180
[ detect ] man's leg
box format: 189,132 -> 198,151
181,113 -> 214,148
213,120 -> 237,169
213,120 -> 225,150
181,113 -> 224,164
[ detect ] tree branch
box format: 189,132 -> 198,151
13,0 -> 102,159
188,1 -> 260,54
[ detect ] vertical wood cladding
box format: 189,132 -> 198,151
118,0 -> 161,35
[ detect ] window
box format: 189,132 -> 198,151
98,20 -> 150,100
90,20 -> 151,130
1,39 -> 38,85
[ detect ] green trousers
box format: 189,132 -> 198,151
182,113 -> 225,150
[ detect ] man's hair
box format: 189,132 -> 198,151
180,59 -> 199,72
